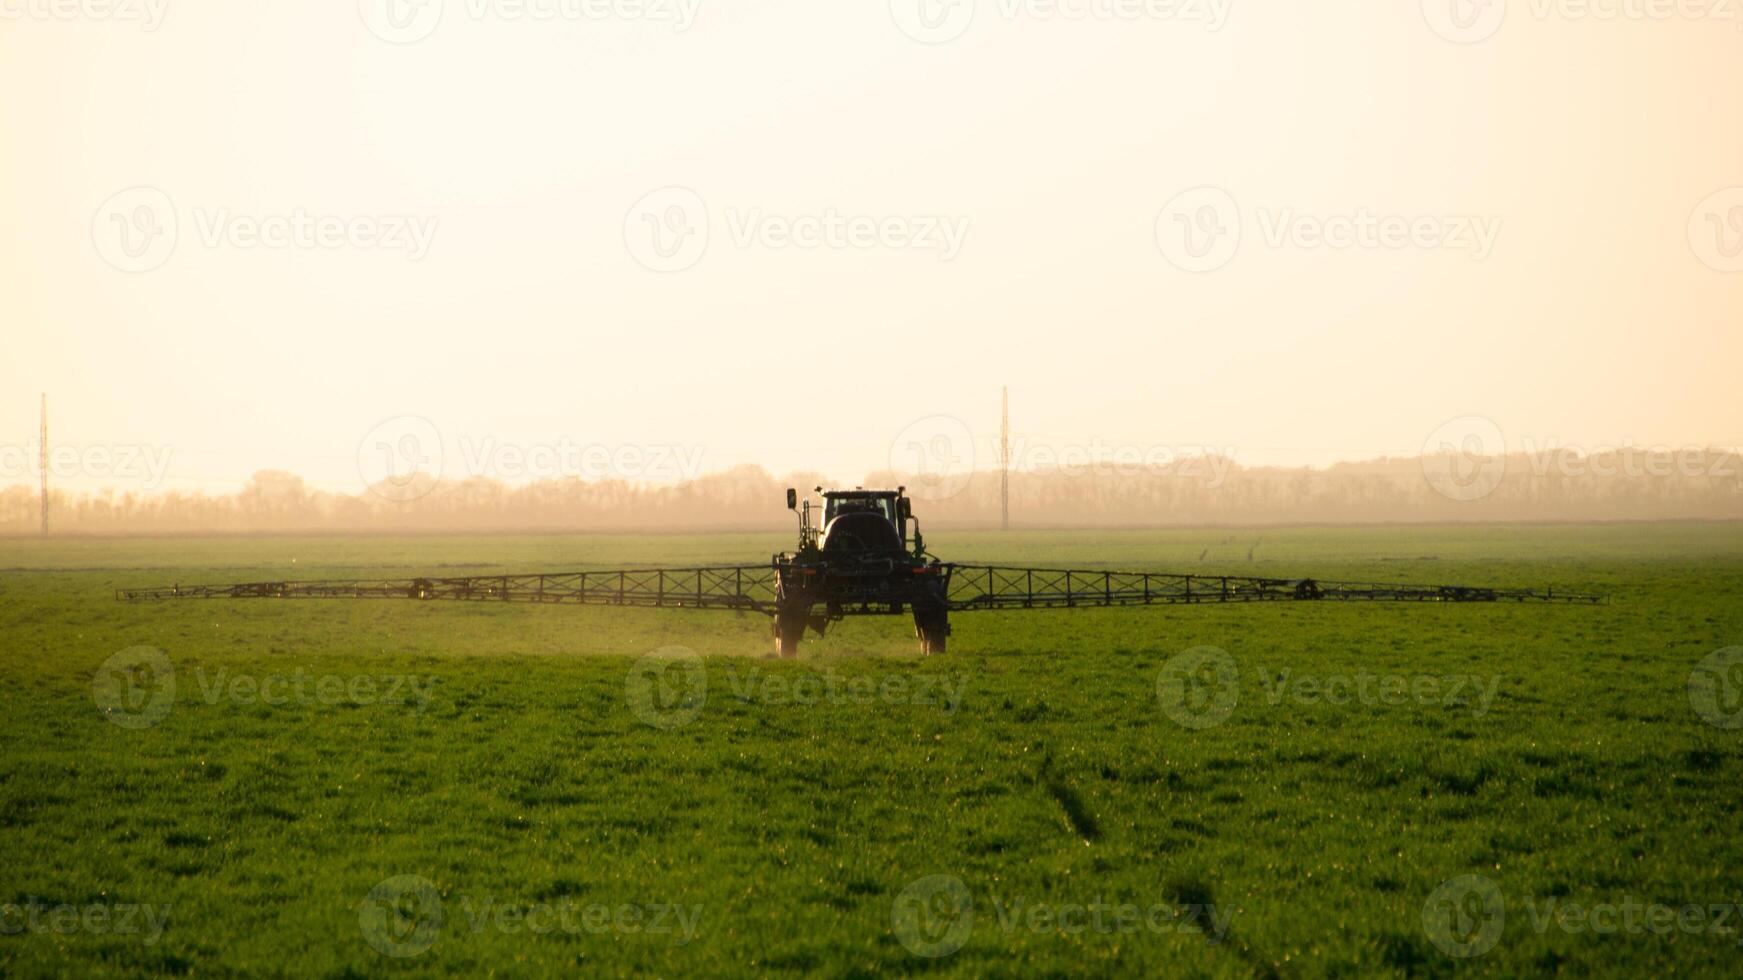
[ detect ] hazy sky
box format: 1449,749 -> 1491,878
2,1 -> 1739,495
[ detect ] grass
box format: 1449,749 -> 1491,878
0,523 -> 1740,977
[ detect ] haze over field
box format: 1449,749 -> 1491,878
2,3 -> 1739,518
5,448 -> 1739,534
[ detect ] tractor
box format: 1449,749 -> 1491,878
772,487 -> 953,657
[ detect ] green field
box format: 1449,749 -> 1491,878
2,524 -> 1740,977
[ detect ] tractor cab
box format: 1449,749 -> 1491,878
786,487 -> 922,558
823,492 -> 899,527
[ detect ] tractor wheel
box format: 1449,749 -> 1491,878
913,608 -> 949,656
774,612 -> 805,659
919,625 -> 947,656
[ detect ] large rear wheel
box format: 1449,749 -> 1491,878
774,611 -> 805,659
913,607 -> 949,656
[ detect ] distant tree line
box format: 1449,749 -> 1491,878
2,451 -> 1739,535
